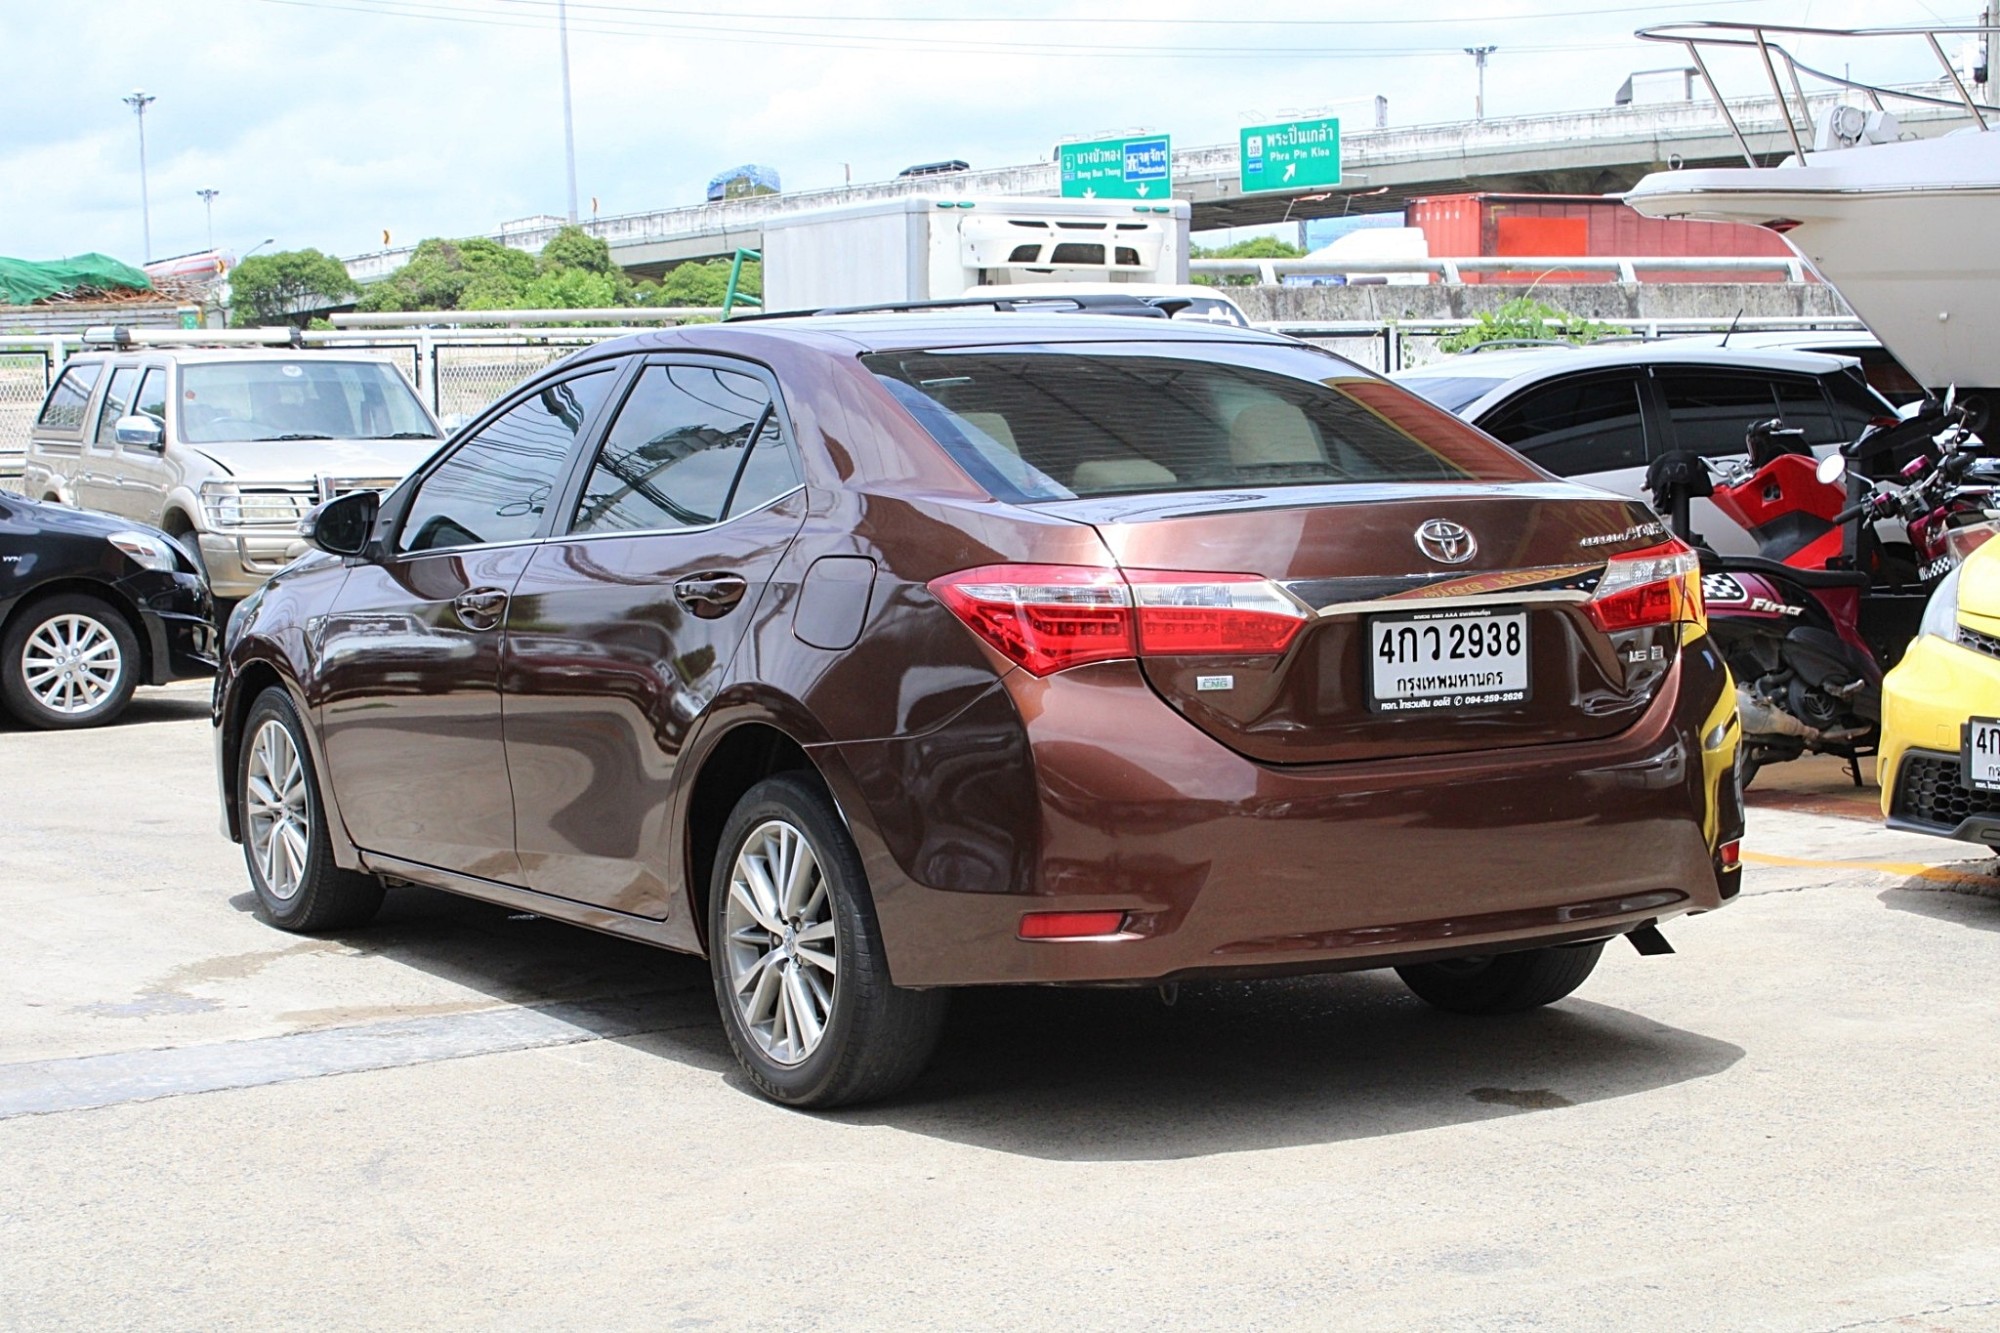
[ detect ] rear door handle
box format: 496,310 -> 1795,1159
674,573 -> 748,619
453,587 -> 509,630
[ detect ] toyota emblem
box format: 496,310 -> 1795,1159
1414,518 -> 1477,565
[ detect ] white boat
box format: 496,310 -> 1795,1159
1623,22 -> 2000,409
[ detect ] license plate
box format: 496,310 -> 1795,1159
1369,609 -> 1529,713
1965,718 -> 2000,791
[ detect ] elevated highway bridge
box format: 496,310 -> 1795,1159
344,86 -> 1973,284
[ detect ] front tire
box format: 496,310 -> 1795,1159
709,774 -> 947,1108
1396,942 -> 1605,1015
0,593 -> 139,729
237,685 -> 384,931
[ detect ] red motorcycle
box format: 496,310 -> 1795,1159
1647,406 -> 1993,783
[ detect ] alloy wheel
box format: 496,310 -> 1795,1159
722,818 -> 840,1066
245,719 -> 311,901
19,613 -> 124,717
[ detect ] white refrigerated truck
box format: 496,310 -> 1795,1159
758,195 -> 1192,312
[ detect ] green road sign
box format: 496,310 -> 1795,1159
1059,135 -> 1172,200
1239,118 -> 1342,193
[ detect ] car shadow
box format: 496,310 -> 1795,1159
0,686 -> 211,733
1880,864 -> 2000,934
276,882 -> 1743,1161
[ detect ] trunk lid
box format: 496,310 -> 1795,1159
1049,482 -> 1680,764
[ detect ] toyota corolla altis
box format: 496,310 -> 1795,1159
213,308 -> 1743,1107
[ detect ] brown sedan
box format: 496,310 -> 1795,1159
213,308 -> 1743,1107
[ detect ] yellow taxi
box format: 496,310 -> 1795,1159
1880,538 -> 2000,844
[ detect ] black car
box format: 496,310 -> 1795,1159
0,492 -> 215,728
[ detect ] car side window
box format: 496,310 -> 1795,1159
397,369 -> 615,555
1477,374 -> 1649,476
92,367 -> 139,448
133,369 -> 168,427
1655,369 -> 1837,456
37,364 -> 101,431
570,364 -> 793,535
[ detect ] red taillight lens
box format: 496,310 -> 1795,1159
1019,910 -> 1128,940
1125,569 -> 1309,656
1586,538 -> 1706,632
929,565 -> 1133,676
1718,840 -> 1741,868
929,564 -> 1309,676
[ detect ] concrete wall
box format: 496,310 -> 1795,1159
1233,282 -> 1854,323
0,302 -> 196,336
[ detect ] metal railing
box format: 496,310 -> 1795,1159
1191,255 -> 1813,284
1639,21 -> 1999,166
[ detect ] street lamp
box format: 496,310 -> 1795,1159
197,189 -> 220,253
122,89 -> 157,262
557,0 -> 579,224
237,237 -> 276,267
1464,47 -> 1497,122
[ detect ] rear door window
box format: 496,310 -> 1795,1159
865,344 -> 1532,502
36,363 -> 101,432
1654,368 -> 1841,455
1474,373 -> 1649,476
569,364 -> 795,535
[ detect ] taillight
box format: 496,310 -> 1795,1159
1586,538 -> 1706,632
929,564 -> 1309,677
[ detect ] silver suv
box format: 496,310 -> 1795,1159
22,349 -> 444,599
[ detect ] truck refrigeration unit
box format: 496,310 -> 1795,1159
758,195 -> 1192,311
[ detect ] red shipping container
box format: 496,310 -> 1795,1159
1406,193 -> 1796,283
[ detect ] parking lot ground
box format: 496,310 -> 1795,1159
4,681 -> 2000,1330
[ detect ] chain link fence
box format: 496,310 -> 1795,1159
0,351 -> 52,492
431,342 -> 595,420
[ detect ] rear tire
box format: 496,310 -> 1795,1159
708,774 -> 947,1108
0,593 -> 139,729
1396,942 -> 1605,1015
237,685 -> 384,931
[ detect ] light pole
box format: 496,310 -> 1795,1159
1464,46 -> 1497,122
557,0 -> 579,224
196,189 -> 220,253
123,89 -> 157,261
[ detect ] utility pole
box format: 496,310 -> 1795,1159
196,189 -> 219,253
1464,46 -> 1497,122
123,89 -> 157,261
558,0 -> 580,224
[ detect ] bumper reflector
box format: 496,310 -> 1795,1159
1718,840 -> 1740,868
1018,910 -> 1128,940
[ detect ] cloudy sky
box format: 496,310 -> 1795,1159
0,0 -> 1970,265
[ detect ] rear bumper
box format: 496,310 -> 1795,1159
837,637 -> 1741,988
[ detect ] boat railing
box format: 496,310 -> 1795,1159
1638,21 -> 1999,166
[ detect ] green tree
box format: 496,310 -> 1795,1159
640,257 -> 758,309
1435,297 -> 1629,354
354,237 -> 538,312
1190,235 -> 1306,287
535,225 -> 633,304
228,248 -> 356,327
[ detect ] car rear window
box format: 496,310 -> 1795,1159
864,345 -> 1536,502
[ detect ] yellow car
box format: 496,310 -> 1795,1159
1881,539 -> 2000,843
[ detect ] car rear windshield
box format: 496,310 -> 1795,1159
864,345 -> 1536,502
179,361 -> 438,444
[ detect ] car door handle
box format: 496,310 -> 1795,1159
674,573 -> 748,619
452,587 -> 509,630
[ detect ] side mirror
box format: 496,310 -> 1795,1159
113,415 -> 164,450
1815,452 -> 1847,486
300,490 -> 379,558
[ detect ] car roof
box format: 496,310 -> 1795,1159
568,311 -> 1298,362
1393,341 -> 1862,380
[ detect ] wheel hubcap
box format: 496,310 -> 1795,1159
722,819 -> 838,1067
245,720 -> 311,901
20,613 -> 122,715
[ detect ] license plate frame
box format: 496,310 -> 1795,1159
1366,608 -> 1530,714
1963,717 -> 2000,791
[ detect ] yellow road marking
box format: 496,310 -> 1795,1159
1739,849 -> 1987,883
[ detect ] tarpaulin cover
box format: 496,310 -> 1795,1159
0,254 -> 154,306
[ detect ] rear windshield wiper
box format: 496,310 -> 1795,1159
249,433 -> 334,441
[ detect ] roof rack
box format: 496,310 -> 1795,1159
729,293 -> 1171,322
81,325 -> 307,349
